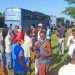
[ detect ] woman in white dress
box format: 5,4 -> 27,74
67,29 -> 75,57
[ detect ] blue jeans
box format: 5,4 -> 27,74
5,53 -> 12,70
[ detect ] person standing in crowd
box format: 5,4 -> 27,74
22,29 -> 32,75
58,49 -> 75,75
32,23 -> 43,75
67,29 -> 75,57
0,31 -> 6,75
30,24 -> 37,46
57,23 -> 66,56
34,23 -> 46,75
12,30 -> 28,75
34,30 -> 52,75
11,27 -> 24,75
30,24 -> 37,67
2,24 -> 9,50
2,24 -> 9,75
5,28 -> 12,74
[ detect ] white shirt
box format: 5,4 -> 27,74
58,63 -> 75,75
67,35 -> 75,47
38,31 -> 40,41
67,35 -> 75,57
22,35 -> 32,58
5,33 -> 11,53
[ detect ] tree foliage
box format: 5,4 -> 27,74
63,0 -> 75,19
65,0 -> 75,4
63,7 -> 75,19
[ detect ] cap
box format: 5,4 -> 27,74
38,23 -> 43,27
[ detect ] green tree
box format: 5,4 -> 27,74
65,0 -> 75,4
63,0 -> 75,19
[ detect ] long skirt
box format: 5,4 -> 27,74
38,64 -> 48,75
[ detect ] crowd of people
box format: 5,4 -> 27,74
59,28 -> 75,75
0,22 -> 75,75
0,23 -> 52,75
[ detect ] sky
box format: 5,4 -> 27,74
0,0 -> 73,20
